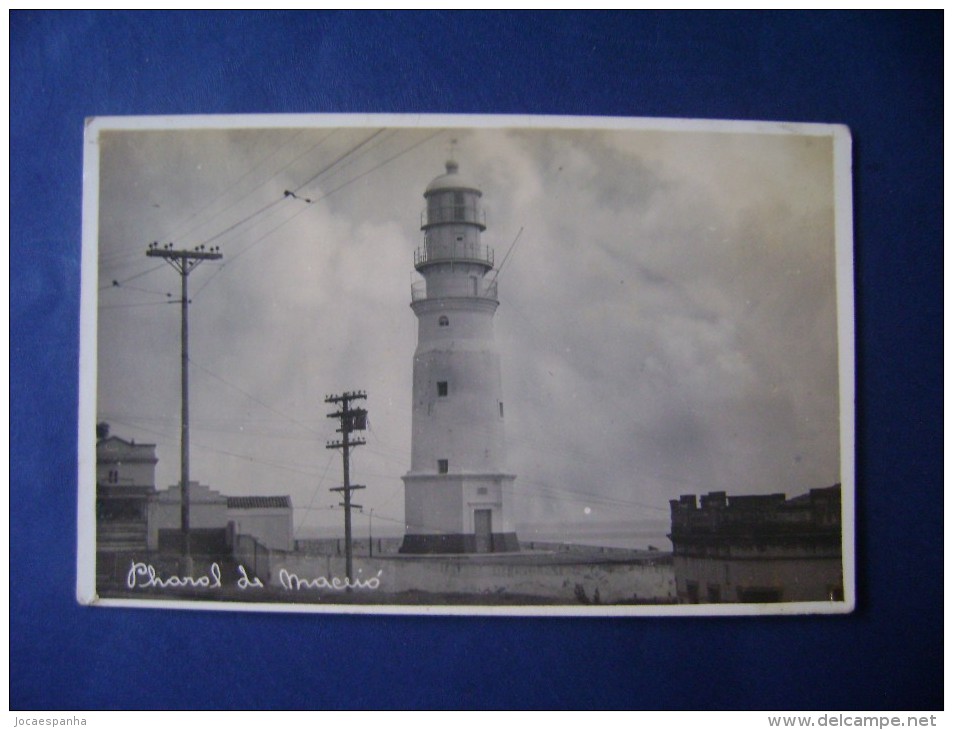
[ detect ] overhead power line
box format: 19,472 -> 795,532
98,300 -> 174,311
290,129 -> 385,195
298,129 -> 444,203
103,416 -> 329,480
98,262 -> 168,291
105,129 -> 445,308
99,129 -> 364,287
189,357 -> 321,436
97,132 -> 322,271
163,128 -> 314,245
294,452 -> 338,539
192,197 -> 290,250
190,130 -> 445,300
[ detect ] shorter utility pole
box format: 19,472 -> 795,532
368,508 -> 374,558
146,241 -> 222,571
326,390 -> 367,587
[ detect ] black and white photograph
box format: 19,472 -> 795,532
78,114 -> 854,614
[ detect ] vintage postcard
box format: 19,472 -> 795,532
77,114 -> 855,615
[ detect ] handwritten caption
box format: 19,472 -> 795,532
125,561 -> 382,592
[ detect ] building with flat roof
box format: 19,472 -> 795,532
96,425 -> 293,558
148,484 -> 294,553
96,433 -> 157,551
669,485 -> 843,604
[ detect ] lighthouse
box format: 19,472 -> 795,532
400,158 -> 520,554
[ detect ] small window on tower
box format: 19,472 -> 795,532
438,315 -> 449,327
438,459 -> 449,474
437,381 -> 448,397
499,402 -> 504,418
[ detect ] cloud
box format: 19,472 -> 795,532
94,121 -> 844,538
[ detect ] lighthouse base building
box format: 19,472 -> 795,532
401,473 -> 520,554
400,158 -> 520,555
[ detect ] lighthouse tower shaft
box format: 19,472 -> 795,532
400,161 -> 519,554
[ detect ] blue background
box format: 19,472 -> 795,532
10,11 -> 943,709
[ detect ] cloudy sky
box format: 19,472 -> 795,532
92,117 -> 847,544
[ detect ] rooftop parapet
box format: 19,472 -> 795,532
669,485 -> 841,542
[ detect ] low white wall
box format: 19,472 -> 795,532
256,551 -> 675,604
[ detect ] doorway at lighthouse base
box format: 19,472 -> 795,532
400,473 -> 520,554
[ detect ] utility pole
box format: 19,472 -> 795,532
368,507 -> 374,558
146,242 -> 222,571
325,391 -> 367,587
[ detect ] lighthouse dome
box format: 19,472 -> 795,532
425,160 -> 482,196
